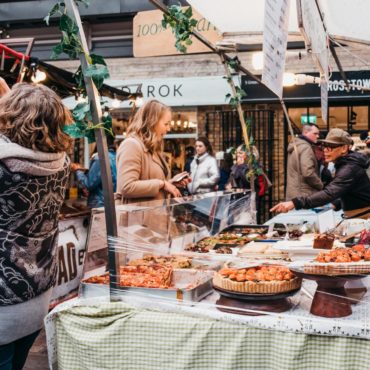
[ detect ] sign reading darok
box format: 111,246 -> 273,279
133,8 -> 221,57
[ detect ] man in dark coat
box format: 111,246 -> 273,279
286,124 -> 323,200
272,128 -> 370,219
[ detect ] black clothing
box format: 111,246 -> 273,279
293,151 -> 370,211
229,164 -> 260,193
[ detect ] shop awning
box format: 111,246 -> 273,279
187,0 -> 370,44
0,43 -> 140,101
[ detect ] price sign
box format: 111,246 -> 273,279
262,0 -> 291,99
298,0 -> 329,82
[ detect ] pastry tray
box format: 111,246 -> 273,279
80,269 -> 214,302
303,261 -> 370,276
220,224 -> 268,235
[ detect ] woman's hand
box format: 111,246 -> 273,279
170,172 -> 191,188
70,162 -> 83,171
0,78 -> 10,97
163,180 -> 182,198
270,201 -> 295,214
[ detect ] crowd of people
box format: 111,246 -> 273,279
0,80 -> 369,368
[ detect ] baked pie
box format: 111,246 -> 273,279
213,265 -> 301,294
304,245 -> 370,275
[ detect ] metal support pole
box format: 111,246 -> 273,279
65,0 -> 118,299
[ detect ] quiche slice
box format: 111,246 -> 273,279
213,265 -> 301,294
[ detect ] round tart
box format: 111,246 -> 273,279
213,265 -> 301,294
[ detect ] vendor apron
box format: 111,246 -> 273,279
344,206 -> 370,220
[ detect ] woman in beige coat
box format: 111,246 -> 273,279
116,100 -> 189,204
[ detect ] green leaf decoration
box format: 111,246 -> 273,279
72,101 -> 90,121
46,1 -> 111,142
63,123 -> 86,138
76,0 -> 90,6
60,14 -> 78,33
162,5 -> 197,53
44,2 -> 64,25
90,53 -> 107,66
84,64 -> 110,90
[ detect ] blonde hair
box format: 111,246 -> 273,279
236,144 -> 260,162
0,83 -> 72,153
127,99 -> 171,153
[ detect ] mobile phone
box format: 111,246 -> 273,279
172,172 -> 190,183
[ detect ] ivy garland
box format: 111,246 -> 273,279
224,58 -> 247,108
161,5 -> 197,53
44,0 -> 113,142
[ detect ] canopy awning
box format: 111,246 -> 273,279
187,0 -> 370,44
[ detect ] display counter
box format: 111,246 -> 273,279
46,295 -> 370,370
46,193 -> 370,369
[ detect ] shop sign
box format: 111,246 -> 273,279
133,9 -> 222,57
111,76 -> 233,107
241,70 -> 370,103
50,217 -> 89,306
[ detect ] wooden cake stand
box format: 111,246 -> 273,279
214,287 -> 300,316
292,270 -> 366,318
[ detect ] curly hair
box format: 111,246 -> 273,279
127,99 -> 171,153
0,83 -> 72,153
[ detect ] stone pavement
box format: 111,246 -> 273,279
24,329 -> 49,370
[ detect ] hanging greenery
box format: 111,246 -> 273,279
44,0 -> 113,142
224,58 -> 247,109
161,5 -> 197,53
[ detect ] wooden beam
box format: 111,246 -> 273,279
65,0 -> 118,299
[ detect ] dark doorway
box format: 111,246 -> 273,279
205,109 -> 282,223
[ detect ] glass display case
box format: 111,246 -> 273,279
81,190 -> 254,295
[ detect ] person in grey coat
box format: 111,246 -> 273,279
188,137 -> 219,194
286,124 -> 323,200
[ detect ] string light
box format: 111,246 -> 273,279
31,70 -> 47,83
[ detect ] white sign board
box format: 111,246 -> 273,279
298,0 -> 329,82
50,216 -> 89,307
320,77 -> 328,124
262,0 -> 291,99
63,76 -> 234,109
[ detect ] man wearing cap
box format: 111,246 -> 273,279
286,124 -> 323,200
272,128 -> 370,219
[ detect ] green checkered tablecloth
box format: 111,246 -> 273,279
50,302 -> 370,370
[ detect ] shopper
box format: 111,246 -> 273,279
217,151 -> 234,191
116,99 -> 189,204
71,134 -> 117,208
0,81 -> 72,369
286,124 -> 323,200
184,145 -> 195,173
187,137 -> 219,195
271,128 -> 370,219
228,145 -> 261,191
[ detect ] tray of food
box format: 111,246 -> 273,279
220,224 -> 269,236
302,244 -> 370,275
213,265 -> 302,294
185,233 -> 251,254
237,242 -> 289,260
81,266 -> 214,302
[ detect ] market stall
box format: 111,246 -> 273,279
45,191 -> 370,369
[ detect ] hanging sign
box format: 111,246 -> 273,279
298,0 -> 329,82
320,77 -> 328,124
262,0 -> 291,99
